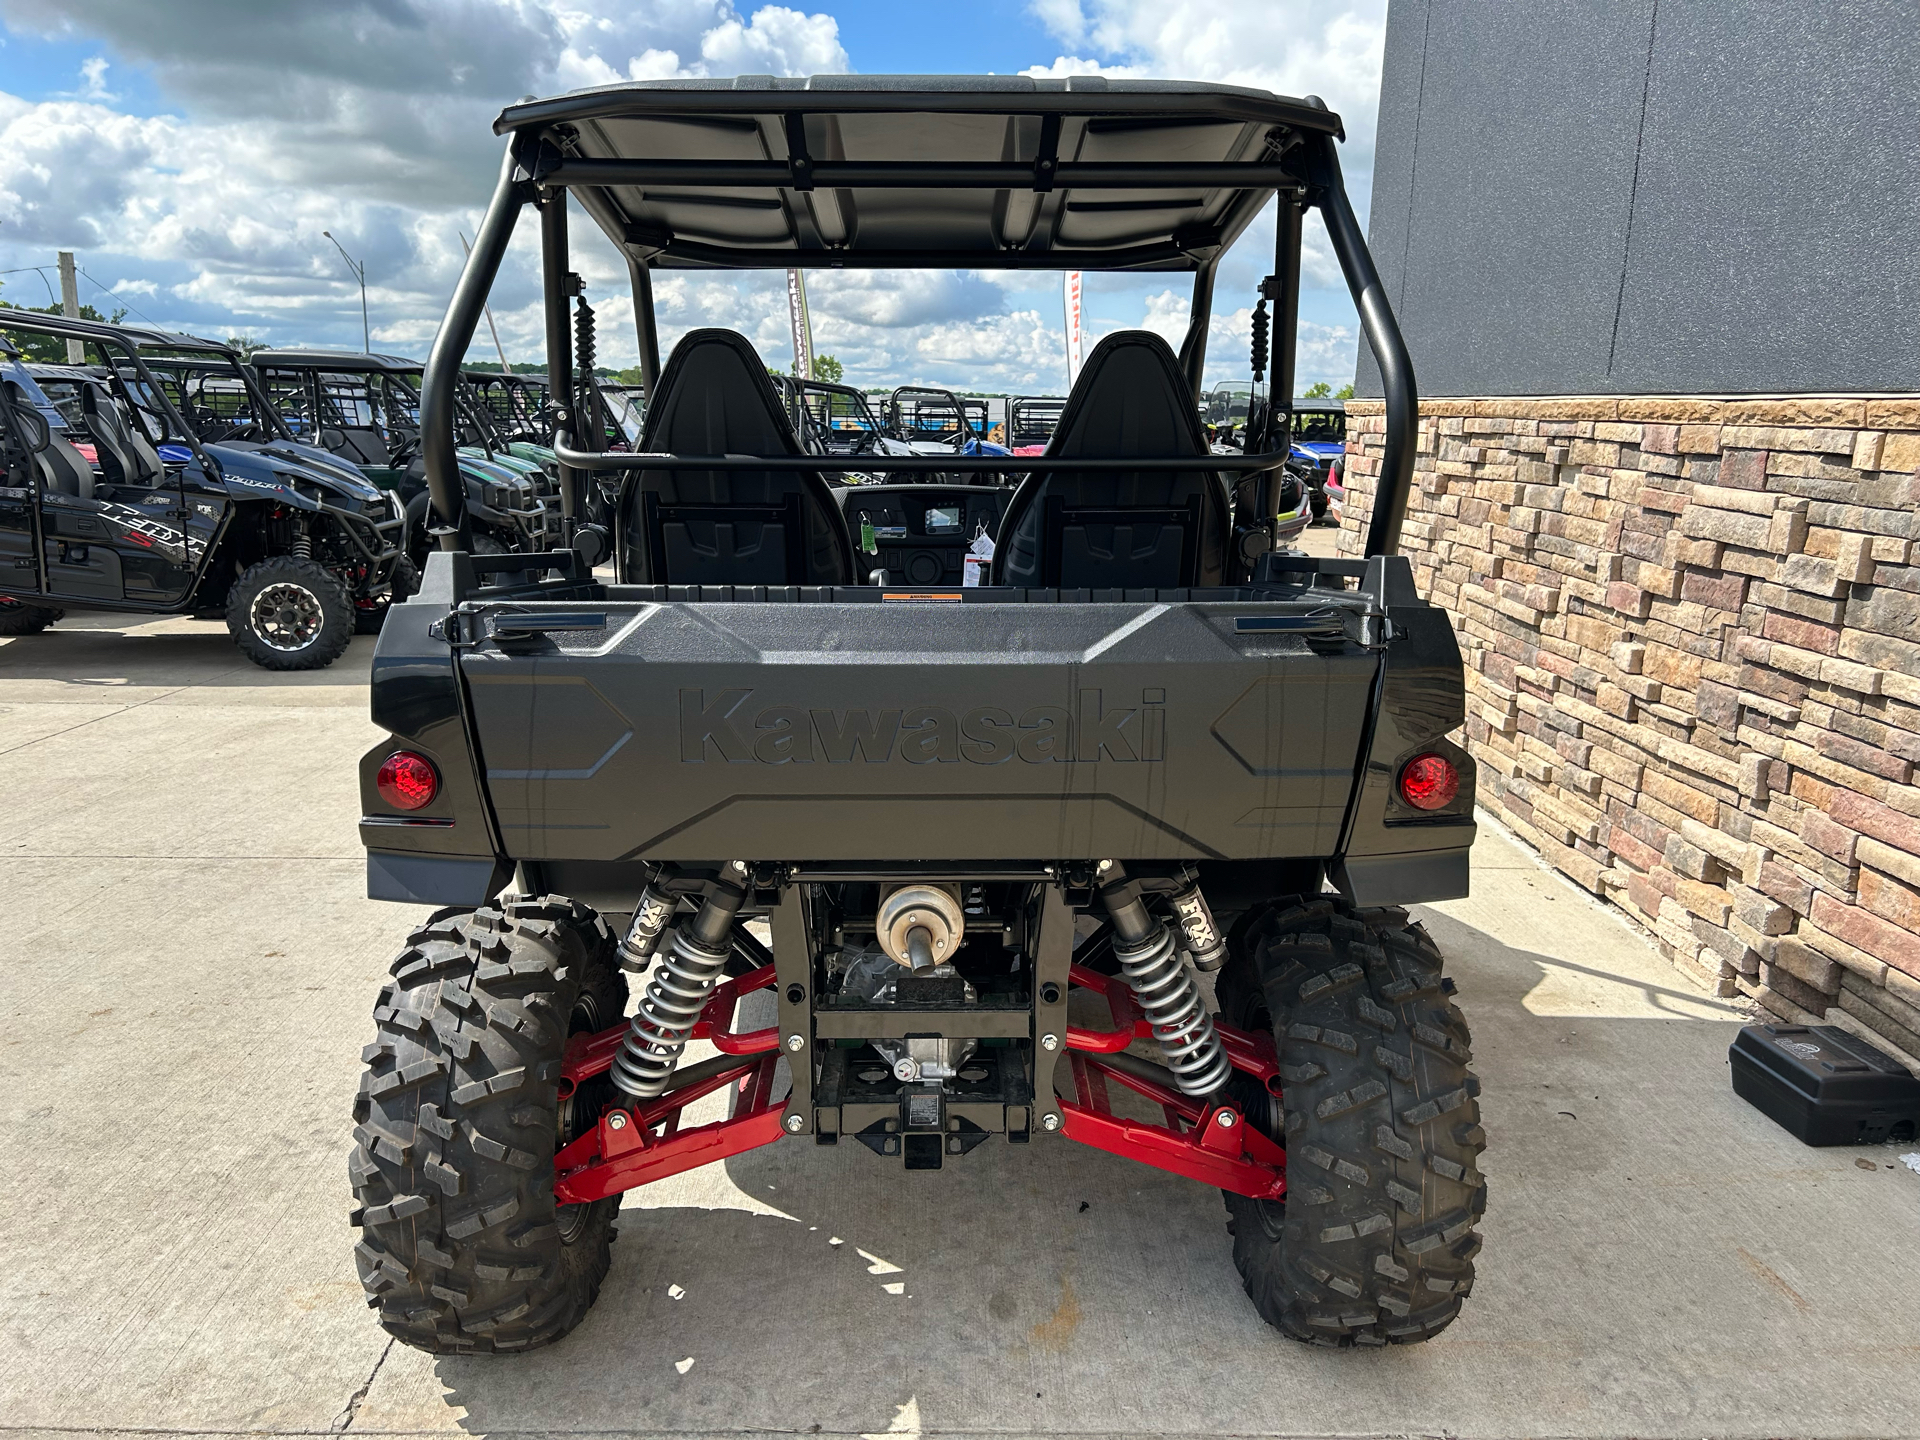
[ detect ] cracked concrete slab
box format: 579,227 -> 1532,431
2,616 -> 1916,1440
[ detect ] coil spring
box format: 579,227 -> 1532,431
1249,297 -> 1270,383
1116,923 -> 1233,1096
608,926 -> 732,1098
574,298 -> 596,378
291,528 -> 312,561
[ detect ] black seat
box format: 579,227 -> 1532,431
620,329 -> 856,585
993,331 -> 1230,589
5,381 -> 93,499
82,382 -> 164,486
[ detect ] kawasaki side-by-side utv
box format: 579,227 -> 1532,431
350,76 -> 1483,1356
251,349 -> 562,570
1,311 -> 409,666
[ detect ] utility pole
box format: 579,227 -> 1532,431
322,231 -> 370,352
57,251 -> 84,364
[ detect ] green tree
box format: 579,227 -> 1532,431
226,335 -> 266,359
1335,383 -> 1355,401
6,301 -> 127,364
812,353 -> 844,384
1301,380 -> 1332,399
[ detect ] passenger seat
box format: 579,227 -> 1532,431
994,331 -> 1230,588
81,382 -> 165,486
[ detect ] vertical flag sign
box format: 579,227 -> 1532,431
787,267 -> 815,381
1062,270 -> 1084,385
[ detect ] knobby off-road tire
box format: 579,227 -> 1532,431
225,555 -> 354,670
350,896 -> 629,1354
0,600 -> 62,635
1215,897 -> 1487,1346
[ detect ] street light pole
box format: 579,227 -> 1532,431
322,230 -> 369,352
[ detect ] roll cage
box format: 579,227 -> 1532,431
420,75 -> 1416,558
0,307 -> 257,471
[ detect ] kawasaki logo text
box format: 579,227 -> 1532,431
679,689 -> 1165,764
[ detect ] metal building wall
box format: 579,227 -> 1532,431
1355,0 -> 1920,397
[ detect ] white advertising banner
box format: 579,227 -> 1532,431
1062,270 -> 1084,385
787,267 -> 814,380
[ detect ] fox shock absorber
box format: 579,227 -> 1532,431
610,861 -> 751,1099
617,866 -> 679,973
1097,862 -> 1232,1097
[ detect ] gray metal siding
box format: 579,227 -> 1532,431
1356,0 -> 1920,397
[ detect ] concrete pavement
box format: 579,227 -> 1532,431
1,610 -> 1915,1440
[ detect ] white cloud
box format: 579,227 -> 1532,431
76,55 -> 114,99
0,0 -> 1377,391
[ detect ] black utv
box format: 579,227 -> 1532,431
0,311 -> 409,667
349,76 -> 1483,1356
251,349 -> 562,570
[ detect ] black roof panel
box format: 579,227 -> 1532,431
497,75 -> 1338,272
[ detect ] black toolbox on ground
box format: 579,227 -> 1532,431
1730,1023 -> 1920,1146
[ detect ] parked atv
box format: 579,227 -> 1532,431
252,349 -> 561,570
0,312 -> 409,666
349,76 -> 1481,1357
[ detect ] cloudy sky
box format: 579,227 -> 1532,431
0,0 -> 1387,394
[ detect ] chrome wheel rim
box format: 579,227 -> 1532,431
250,582 -> 324,651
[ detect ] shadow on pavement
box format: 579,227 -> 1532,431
424,911 -> 1919,1440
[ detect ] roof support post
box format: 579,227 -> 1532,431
1271,194 -> 1302,427
1177,259 -> 1216,404
424,140 -> 528,549
628,255 -> 661,399
541,186 -> 578,525
1308,134 -> 1416,558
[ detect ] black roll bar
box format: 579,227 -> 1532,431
539,191 -> 577,523
422,141 -> 530,548
419,119 -> 1416,561
550,437 -> 1293,477
1305,133 -> 1416,558
1176,261 -> 1215,403
628,257 -> 660,396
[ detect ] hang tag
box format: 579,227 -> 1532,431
968,526 -> 995,559
860,517 -> 877,555
963,524 -> 994,587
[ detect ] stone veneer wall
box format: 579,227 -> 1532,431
1340,397 -> 1920,1073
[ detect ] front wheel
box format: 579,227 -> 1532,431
1216,897 -> 1487,1346
0,599 -> 63,636
225,556 -> 354,670
351,897 -> 628,1354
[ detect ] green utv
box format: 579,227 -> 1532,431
349,76 -> 1484,1355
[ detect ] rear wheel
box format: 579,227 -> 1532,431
1216,897 -> 1486,1346
0,599 -> 62,635
351,896 -> 628,1354
225,556 -> 354,670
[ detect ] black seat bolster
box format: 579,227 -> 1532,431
619,328 -> 856,585
994,331 -> 1229,588
82,383 -> 161,485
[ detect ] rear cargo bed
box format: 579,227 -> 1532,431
458,595 -> 1379,863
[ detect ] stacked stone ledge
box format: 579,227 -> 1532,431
1339,396 -> 1920,1074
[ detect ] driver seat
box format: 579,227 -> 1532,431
994,331 -> 1230,588
82,382 -> 164,486
620,329 -> 856,585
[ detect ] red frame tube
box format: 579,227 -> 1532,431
1060,963 -> 1286,1200
549,959 -> 1286,1206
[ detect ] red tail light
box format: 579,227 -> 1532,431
1398,753 -> 1459,811
376,751 -> 439,810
